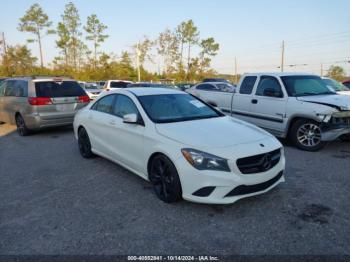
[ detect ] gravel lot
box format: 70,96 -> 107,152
0,122 -> 350,255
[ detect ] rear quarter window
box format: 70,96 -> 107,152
35,81 -> 86,97
239,76 -> 257,94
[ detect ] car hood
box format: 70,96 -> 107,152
155,116 -> 273,149
298,94 -> 350,111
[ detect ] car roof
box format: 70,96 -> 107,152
243,72 -> 317,77
198,81 -> 232,85
108,87 -> 185,96
108,79 -> 133,82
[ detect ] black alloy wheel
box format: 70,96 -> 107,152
149,155 -> 182,203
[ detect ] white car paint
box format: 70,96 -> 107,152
73,88 -> 285,204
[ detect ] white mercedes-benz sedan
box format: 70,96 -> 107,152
73,88 -> 285,204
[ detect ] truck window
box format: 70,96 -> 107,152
239,76 -> 257,94
256,76 -> 283,98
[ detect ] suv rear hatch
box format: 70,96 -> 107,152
30,80 -> 89,120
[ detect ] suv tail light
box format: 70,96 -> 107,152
28,97 -> 52,106
77,95 -> 90,103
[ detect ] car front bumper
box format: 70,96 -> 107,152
321,124 -> 350,141
175,154 -> 285,205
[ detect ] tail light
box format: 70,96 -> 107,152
77,95 -> 90,103
28,97 -> 52,106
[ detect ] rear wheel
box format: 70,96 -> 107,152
149,155 -> 182,203
15,114 -> 30,136
78,127 -> 94,158
289,119 -> 325,151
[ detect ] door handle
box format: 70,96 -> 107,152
251,99 -> 258,104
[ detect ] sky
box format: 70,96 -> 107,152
1,0 -> 350,75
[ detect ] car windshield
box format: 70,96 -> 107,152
281,75 -> 336,97
322,78 -> 350,92
138,94 -> 222,123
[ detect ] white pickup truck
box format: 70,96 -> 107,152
187,73 -> 350,151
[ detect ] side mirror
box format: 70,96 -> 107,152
123,113 -> 138,124
263,88 -> 282,98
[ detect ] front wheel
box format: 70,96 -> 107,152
149,155 -> 182,203
289,119 -> 325,151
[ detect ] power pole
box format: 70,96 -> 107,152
320,63 -> 323,77
234,57 -> 238,84
1,32 -> 8,75
136,43 -> 141,82
281,40 -> 285,72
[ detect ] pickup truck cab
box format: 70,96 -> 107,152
190,72 -> 350,151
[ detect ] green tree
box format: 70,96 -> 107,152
59,2 -> 82,70
56,22 -> 70,67
175,22 -> 187,70
199,37 -> 219,73
157,29 -> 179,76
84,14 -> 108,69
327,65 -> 346,81
18,3 -> 54,68
183,20 -> 199,76
5,45 -> 37,76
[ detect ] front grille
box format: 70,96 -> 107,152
236,149 -> 281,174
225,171 -> 283,197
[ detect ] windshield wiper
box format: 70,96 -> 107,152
296,92 -> 335,96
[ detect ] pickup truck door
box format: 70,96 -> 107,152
231,76 -> 257,120
249,75 -> 287,133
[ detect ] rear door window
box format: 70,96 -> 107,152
35,81 -> 86,97
239,76 -> 257,94
14,80 -> 28,97
4,80 -> 16,96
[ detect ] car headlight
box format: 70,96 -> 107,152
181,148 -> 230,172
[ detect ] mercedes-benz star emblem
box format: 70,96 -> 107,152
261,153 -> 272,171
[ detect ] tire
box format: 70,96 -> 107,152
289,119 -> 325,151
15,114 -> 30,136
78,127 -> 94,158
340,134 -> 350,142
149,154 -> 182,203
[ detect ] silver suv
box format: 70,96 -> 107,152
0,76 -> 90,136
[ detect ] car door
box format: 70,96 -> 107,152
249,75 -> 287,133
87,94 -> 118,159
110,94 -> 145,174
232,76 -> 257,121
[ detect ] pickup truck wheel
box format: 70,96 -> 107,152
290,119 -> 325,151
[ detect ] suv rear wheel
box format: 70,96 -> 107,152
15,114 -> 30,136
290,119 -> 325,151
